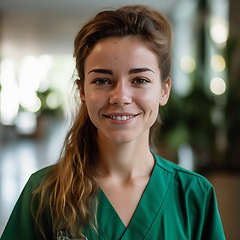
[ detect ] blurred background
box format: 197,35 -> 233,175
0,0 -> 239,239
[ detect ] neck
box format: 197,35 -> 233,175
96,133 -> 155,182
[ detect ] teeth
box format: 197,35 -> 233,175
109,115 -> 134,121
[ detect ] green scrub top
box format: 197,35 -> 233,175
1,155 -> 225,240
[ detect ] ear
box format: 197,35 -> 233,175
79,85 -> 85,103
159,77 -> 171,106
76,79 -> 86,102
79,87 -> 85,102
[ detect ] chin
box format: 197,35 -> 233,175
108,135 -> 135,144
104,130 -> 149,145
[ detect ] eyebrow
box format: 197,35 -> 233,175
88,67 -> 154,75
88,69 -> 113,75
129,67 -> 155,74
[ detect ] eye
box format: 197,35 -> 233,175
132,77 -> 150,85
92,78 -> 111,85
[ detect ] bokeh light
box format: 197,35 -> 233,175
180,56 -> 196,73
210,77 -> 226,95
211,55 -> 226,72
210,17 -> 228,44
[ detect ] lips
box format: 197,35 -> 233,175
109,115 -> 134,121
104,114 -> 138,121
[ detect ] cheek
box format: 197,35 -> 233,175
85,102 -> 100,129
84,93 -> 106,119
141,99 -> 159,121
140,90 -> 161,110
85,98 -> 98,114
144,97 -> 161,122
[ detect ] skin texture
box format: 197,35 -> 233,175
80,36 -> 171,226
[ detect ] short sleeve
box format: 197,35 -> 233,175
201,186 -> 226,240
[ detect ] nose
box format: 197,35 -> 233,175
109,81 -> 132,106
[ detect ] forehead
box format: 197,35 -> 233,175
90,36 -> 154,54
85,36 -> 159,70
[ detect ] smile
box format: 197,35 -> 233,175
104,115 -> 137,121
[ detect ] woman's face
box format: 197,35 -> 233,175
81,36 -> 171,145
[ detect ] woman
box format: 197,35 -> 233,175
1,5 -> 225,240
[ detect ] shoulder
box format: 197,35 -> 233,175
26,165 -> 55,189
152,155 -> 225,239
154,154 -> 212,192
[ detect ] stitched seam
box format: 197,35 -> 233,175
143,171 -> 174,239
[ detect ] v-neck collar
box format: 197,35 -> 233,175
96,154 -> 174,239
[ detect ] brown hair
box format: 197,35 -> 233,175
33,5 -> 173,239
